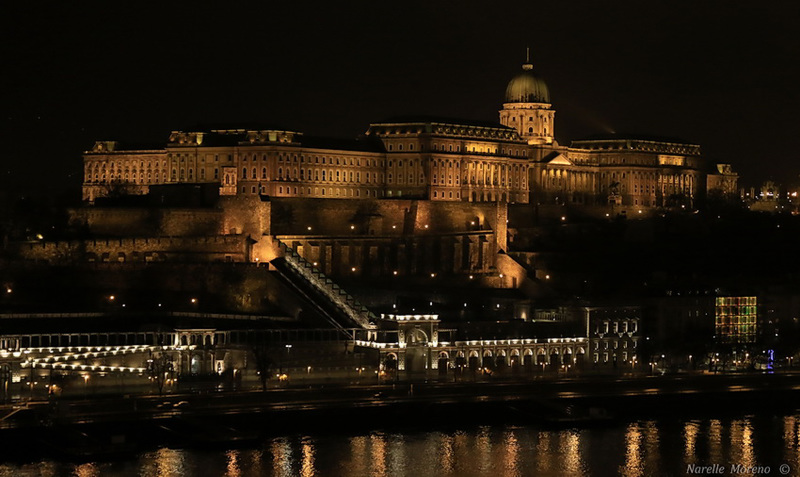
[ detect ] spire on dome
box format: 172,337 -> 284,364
523,47 -> 533,71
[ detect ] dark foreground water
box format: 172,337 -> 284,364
3,413 -> 799,476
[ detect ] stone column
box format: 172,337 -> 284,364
453,236 -> 464,273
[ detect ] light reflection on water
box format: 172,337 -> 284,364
0,414 -> 797,476
785,415 -> 800,471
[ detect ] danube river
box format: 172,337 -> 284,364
1,413 -> 799,477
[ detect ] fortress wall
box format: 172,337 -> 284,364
276,232 -> 497,278
269,198 -> 503,237
70,208 -> 224,237
3,262 -> 306,315
17,235 -> 250,264
219,196 -> 271,237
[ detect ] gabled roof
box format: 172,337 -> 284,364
547,154 -> 573,166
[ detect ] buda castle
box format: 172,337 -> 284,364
82,57 -> 738,210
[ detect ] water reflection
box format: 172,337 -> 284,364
270,438 -> 293,477
2,413 -> 800,476
299,439 -> 315,477
708,419 -> 723,464
225,450 -> 240,477
561,430 -> 584,476
369,433 -> 386,477
785,415 -> 800,471
140,447 -> 187,477
73,463 -> 100,477
438,432 -> 455,474
502,429 -> 520,477
684,420 -> 699,467
731,418 -> 755,470
386,433 -> 406,476
534,430 -> 552,475
622,423 -> 643,477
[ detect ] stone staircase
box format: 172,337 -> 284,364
272,241 -> 376,332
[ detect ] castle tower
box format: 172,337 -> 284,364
499,51 -> 555,145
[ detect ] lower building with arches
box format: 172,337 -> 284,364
354,313 -> 593,376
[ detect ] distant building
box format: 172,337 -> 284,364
580,306 -> 642,367
715,296 -> 757,344
705,164 -> 739,196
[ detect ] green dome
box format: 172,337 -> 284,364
505,63 -> 550,103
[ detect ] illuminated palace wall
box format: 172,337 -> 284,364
81,61 -> 737,211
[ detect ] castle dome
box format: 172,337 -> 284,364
504,61 -> 550,103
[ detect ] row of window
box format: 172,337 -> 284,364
593,351 -> 634,363
384,142 -> 526,158
255,186 -> 383,198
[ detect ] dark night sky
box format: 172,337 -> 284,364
3,1 -> 800,200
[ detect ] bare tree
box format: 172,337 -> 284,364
251,344 -> 274,392
147,348 -> 174,395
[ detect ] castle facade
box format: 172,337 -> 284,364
82,58 -> 738,209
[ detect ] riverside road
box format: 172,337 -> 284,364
4,372 -> 800,429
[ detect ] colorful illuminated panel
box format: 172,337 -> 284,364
715,296 -> 757,344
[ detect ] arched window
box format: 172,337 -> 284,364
242,168 -> 248,179
262,168 -> 267,179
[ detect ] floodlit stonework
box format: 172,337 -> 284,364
82,58 -> 737,210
